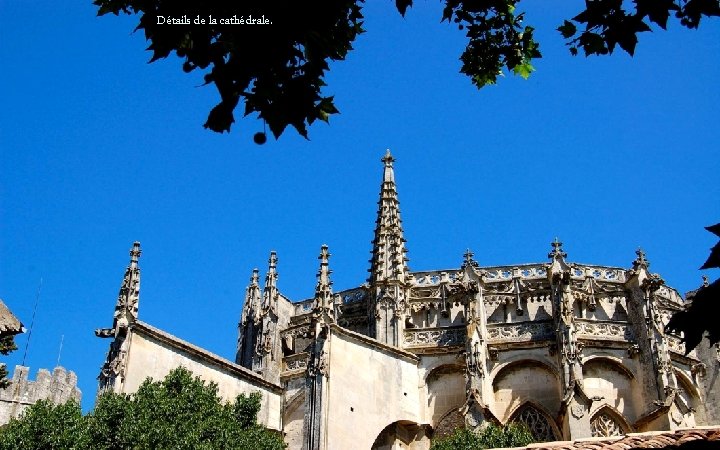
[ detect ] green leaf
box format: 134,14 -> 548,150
557,20 -> 577,38
512,62 -> 534,79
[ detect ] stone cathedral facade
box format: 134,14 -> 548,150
98,151 -> 719,450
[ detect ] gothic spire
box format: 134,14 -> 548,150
262,251 -> 279,312
368,149 -> 409,284
117,241 -> 141,325
316,245 -> 332,297
236,268 -> 262,367
242,268 -> 262,324
96,241 -> 141,338
314,245 -> 334,313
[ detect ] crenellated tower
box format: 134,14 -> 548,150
367,149 -> 410,346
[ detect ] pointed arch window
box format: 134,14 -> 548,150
510,404 -> 557,442
590,410 -> 626,437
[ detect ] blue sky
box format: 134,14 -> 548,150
1,1 -> 718,411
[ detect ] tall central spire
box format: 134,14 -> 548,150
368,149 -> 409,284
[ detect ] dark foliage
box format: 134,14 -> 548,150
560,0 -> 720,56
666,223 -> 720,353
94,0 -> 719,140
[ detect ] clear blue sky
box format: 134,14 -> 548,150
1,1 -> 718,411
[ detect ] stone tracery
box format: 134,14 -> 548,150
590,409 -> 625,437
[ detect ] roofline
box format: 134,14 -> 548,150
131,320 -> 283,393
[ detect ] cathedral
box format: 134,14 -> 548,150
97,151 -> 719,450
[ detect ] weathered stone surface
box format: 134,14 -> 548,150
0,365 -> 81,425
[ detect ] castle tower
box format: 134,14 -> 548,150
368,150 -> 410,346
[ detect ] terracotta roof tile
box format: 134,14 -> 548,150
501,427 -> 720,450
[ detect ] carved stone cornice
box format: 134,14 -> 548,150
486,321 -> 554,343
575,320 -> 634,341
403,326 -> 465,349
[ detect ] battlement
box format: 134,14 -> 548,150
0,365 -> 81,425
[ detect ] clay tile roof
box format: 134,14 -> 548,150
503,427 -> 720,450
0,299 -> 23,336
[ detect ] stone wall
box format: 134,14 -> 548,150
695,340 -> 720,424
325,326 -> 425,450
0,365 -> 81,425
119,321 -> 283,430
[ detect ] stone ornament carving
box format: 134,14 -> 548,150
627,343 -> 641,358
307,350 -> 329,378
590,411 -> 624,437
666,334 -> 686,355
404,327 -> 465,348
341,289 -> 365,304
281,325 -> 311,339
575,320 -> 633,340
284,353 -> 309,372
337,316 -> 368,328
486,321 -> 554,342
571,402 -> 586,419
99,338 -> 129,391
691,362 -> 707,379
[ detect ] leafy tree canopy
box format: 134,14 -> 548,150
94,0 -> 719,141
430,422 -> 534,450
0,367 -> 285,450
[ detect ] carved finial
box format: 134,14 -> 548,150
381,149 -> 396,183
268,251 -> 278,272
641,273 -> 665,294
548,238 -> 570,282
548,238 -> 567,260
632,248 -> 650,270
130,241 -> 141,267
702,275 -> 709,288
263,251 -> 279,310
464,248 -> 474,263
382,148 -> 395,166
317,244 -> 332,288
461,248 -> 479,269
250,268 -> 259,286
314,245 -> 334,312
